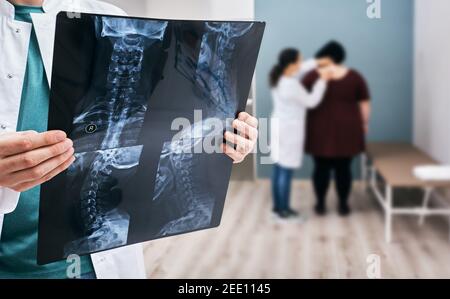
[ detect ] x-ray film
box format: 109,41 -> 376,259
37,12 -> 264,264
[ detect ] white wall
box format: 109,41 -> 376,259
209,0 -> 254,20
145,0 -> 253,19
105,0 -> 254,20
102,0 -> 147,16
414,0 -> 450,164
145,0 -> 213,19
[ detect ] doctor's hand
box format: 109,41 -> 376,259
317,57 -> 333,68
223,112 -> 258,164
0,130 -> 75,192
317,66 -> 335,81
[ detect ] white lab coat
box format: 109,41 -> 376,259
0,0 -> 146,279
270,60 -> 327,169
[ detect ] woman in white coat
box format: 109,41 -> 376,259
270,48 -> 330,219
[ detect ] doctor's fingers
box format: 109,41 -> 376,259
9,155 -> 76,193
224,131 -> 254,154
0,147 -> 75,188
0,130 -> 35,138
0,130 -> 67,157
222,143 -> 245,164
0,138 -> 73,173
238,112 -> 259,129
233,118 -> 258,141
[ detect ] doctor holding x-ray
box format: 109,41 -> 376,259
0,0 -> 258,279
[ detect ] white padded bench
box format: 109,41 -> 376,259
361,142 -> 450,242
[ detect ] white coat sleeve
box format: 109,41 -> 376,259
0,187 -> 20,214
0,130 -> 21,214
280,79 -> 327,109
294,59 -> 318,80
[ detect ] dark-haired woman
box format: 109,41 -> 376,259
303,41 -> 371,217
270,48 -> 331,219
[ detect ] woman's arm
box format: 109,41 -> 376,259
294,59 -> 317,80
279,78 -> 327,109
359,100 -> 371,134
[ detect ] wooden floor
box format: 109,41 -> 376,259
143,180 -> 450,279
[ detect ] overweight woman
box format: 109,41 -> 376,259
303,41 -> 371,217
269,49 -> 331,219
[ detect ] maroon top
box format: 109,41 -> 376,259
303,69 -> 370,158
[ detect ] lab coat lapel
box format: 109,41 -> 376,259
30,13 -> 56,88
29,12 -> 76,136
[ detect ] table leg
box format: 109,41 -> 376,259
385,185 -> 393,243
418,187 -> 433,226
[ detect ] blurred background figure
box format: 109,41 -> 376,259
303,41 -> 371,216
269,48 -> 330,219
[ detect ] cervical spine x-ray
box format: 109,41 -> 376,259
38,12 -> 264,264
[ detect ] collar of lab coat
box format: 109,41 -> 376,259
0,0 -> 71,19
0,0 -> 74,87
1,0 -> 125,88
30,12 -> 56,88
0,0 -> 14,18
